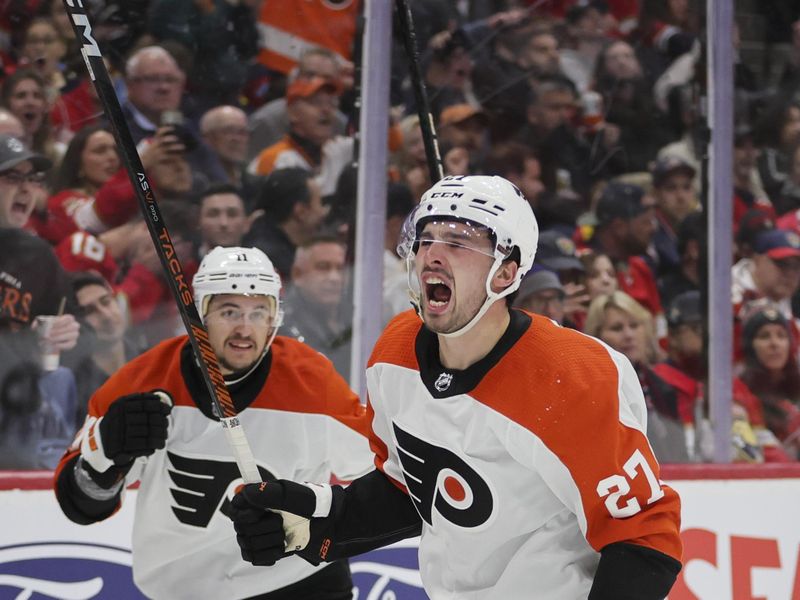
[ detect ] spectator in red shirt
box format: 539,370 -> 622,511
29,123 -> 186,244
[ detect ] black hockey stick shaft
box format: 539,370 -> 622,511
395,0 -> 444,183
61,0 -> 260,484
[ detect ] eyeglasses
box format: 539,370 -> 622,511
0,170 -> 47,186
207,306 -> 275,326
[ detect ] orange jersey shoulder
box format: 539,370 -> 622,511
255,336 -> 369,436
368,309 -> 421,371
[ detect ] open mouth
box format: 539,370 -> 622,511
424,275 -> 452,313
11,201 -> 30,214
227,339 -> 254,353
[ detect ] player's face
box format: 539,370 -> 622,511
752,323 -> 790,373
205,294 -> 278,374
413,220 -> 496,334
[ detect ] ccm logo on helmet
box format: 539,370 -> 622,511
429,192 -> 464,199
393,423 -> 494,529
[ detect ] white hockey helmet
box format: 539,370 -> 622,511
193,246 -> 283,327
398,175 -> 539,336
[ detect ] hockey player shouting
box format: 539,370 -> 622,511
231,176 -> 683,599
54,247 -> 372,599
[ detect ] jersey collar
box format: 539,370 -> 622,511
415,309 -> 531,398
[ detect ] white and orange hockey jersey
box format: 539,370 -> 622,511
364,310 -> 682,599
55,335 -> 373,600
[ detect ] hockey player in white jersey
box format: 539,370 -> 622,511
55,247 -> 373,599
231,176 -> 683,599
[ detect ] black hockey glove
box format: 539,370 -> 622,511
231,480 -> 335,567
80,391 -> 172,474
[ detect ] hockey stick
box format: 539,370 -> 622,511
395,0 -> 444,183
61,1 -> 259,484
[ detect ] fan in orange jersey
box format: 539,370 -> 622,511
54,246 -> 372,600
232,175 -> 683,599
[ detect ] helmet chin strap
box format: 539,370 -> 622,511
408,252 -> 519,339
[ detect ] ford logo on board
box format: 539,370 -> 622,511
0,542 -> 145,599
350,539 -> 426,600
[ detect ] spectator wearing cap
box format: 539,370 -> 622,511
658,211 -> 704,309
535,229 -> 585,283
513,269 -> 571,327
439,104 -> 488,155
650,155 -> 699,275
591,181 -> 665,331
0,135 -> 82,469
247,48 -> 347,162
249,76 -> 352,197
0,134 -> 80,354
739,304 -> 800,460
737,209 -> 774,260
651,292 -> 792,462
438,104 -> 489,174
733,229 -> 800,331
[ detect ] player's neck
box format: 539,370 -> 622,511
437,303 -> 510,370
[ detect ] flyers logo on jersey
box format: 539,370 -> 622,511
393,423 -> 493,528
167,452 -> 275,527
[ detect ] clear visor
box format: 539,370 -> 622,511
397,218 -> 505,260
204,295 -> 280,329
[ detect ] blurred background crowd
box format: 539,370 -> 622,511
1,0 -> 800,469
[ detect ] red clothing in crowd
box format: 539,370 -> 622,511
617,255 -> 663,316
26,170 -> 139,245
54,230 -> 170,326
50,78 -> 101,134
652,361 -> 793,462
